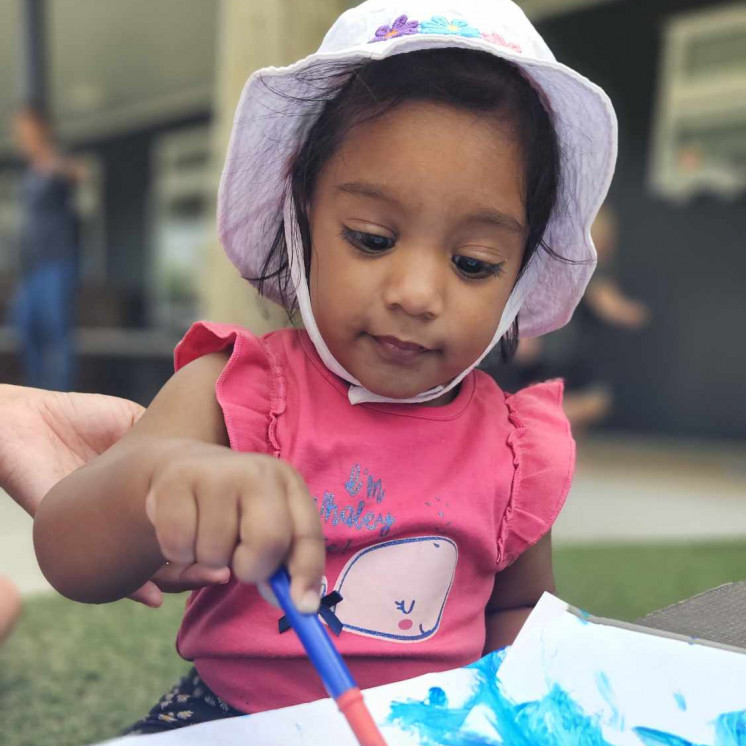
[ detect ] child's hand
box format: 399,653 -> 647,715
128,562 -> 231,608
145,443 -> 324,613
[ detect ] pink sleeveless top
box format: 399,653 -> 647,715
174,322 -> 575,713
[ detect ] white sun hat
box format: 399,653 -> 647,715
217,0 -> 618,405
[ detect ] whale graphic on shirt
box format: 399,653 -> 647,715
331,536 -> 458,642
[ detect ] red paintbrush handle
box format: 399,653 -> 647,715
336,687 -> 388,746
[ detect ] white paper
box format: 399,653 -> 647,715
495,592 -> 746,745
97,593 -> 746,746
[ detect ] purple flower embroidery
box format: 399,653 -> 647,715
370,14 -> 419,43
419,15 -> 481,38
482,31 -> 522,53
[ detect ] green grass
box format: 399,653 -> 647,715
0,593 -> 189,746
554,541 -> 746,621
2,541 -> 745,746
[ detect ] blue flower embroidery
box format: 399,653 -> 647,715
419,15 -> 481,38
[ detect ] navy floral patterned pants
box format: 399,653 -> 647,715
125,668 -> 244,735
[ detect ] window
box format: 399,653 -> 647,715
149,125 -> 213,330
75,153 -> 106,282
650,2 -> 746,201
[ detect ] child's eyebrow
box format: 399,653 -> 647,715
463,208 -> 526,236
335,181 -> 398,205
336,181 -> 525,235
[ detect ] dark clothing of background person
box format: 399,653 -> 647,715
12,168 -> 79,390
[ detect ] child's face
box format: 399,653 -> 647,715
308,101 -> 527,403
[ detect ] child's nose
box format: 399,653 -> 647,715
382,247 -> 445,320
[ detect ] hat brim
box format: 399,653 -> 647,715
217,35 -> 617,337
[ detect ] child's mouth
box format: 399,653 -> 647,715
369,334 -> 431,364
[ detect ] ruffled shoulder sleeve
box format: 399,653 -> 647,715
174,321 -> 285,456
496,380 -> 575,571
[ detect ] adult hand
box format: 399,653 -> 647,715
0,385 -> 144,516
0,385 -> 228,607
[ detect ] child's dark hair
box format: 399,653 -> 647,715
254,48 -> 562,362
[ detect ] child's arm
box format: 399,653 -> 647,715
483,533 -> 555,653
33,352 -> 324,611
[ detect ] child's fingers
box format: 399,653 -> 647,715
285,469 -> 325,614
194,488 -> 240,568
147,482 -> 198,565
151,562 -> 231,592
128,580 -> 163,608
232,471 -> 293,584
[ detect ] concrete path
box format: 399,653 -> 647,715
0,495 -> 50,595
2,435 -> 745,594
554,435 -> 746,544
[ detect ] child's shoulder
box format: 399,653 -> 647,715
474,371 -> 569,433
502,379 -> 569,435
172,322 -> 307,454
487,379 -> 575,569
497,377 -> 573,459
473,372 -> 574,495
174,321 -> 302,371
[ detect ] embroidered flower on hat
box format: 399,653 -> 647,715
370,14 -> 419,43
419,15 -> 481,38
482,31 -> 522,53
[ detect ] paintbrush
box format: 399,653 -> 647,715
269,566 -> 388,746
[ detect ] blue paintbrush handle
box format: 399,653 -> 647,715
269,566 -> 356,699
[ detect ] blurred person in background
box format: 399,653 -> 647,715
484,205 -> 650,433
9,103 -> 84,391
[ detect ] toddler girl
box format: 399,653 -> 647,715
34,0 -> 616,734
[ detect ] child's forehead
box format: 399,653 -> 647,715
340,98 -> 516,144
318,101 -> 526,215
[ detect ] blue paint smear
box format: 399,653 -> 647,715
634,729 -> 697,746
597,672 -> 624,730
387,650 -> 612,745
632,710 -> 746,746
675,692 -> 688,712
714,711 -> 746,746
635,710 -> 746,746
386,650 -> 746,746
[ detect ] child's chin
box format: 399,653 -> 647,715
358,376 -> 438,401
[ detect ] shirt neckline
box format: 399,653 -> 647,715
297,328 -> 476,421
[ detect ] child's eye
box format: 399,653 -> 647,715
452,255 -> 504,280
341,227 -> 395,254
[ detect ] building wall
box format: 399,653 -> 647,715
537,0 -> 746,439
